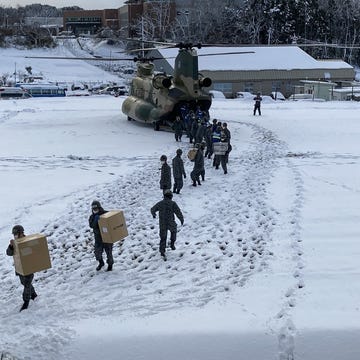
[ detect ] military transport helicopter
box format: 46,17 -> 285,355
122,42 -> 254,130
25,40 -> 254,130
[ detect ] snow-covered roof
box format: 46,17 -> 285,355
300,80 -> 337,85
157,46 -> 353,71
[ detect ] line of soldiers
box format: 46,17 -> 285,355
5,115 -> 232,311
153,116 -> 232,260
172,104 -> 210,144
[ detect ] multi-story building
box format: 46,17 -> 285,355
63,1 -> 193,37
63,9 -> 119,35
119,1 -> 176,38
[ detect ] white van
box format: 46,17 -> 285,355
0,87 -> 31,99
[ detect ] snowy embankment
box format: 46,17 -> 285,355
0,96 -> 359,360
0,40 -> 132,85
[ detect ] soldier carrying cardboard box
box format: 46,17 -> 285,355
6,225 -> 37,312
89,200 -> 114,272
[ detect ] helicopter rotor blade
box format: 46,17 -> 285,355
126,45 -> 176,53
197,51 -> 255,57
126,38 -> 177,47
24,55 -> 135,61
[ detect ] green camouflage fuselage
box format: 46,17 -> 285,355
122,48 -> 212,126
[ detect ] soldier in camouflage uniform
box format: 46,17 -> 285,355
222,122 -> 232,163
89,200 -> 114,272
172,148 -> 186,194
172,116 -> 183,142
6,225 -> 37,312
190,116 -> 198,144
190,143 -> 205,186
204,123 -> 213,159
195,121 -> 207,144
159,155 -> 172,194
151,190 -> 184,260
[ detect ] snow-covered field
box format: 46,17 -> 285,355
0,47 -> 360,360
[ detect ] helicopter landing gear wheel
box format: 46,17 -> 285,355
154,121 -> 160,131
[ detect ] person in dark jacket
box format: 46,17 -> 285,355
185,110 -> 195,142
215,128 -> 228,174
172,116 -> 183,142
172,148 -> 186,194
195,121 -> 207,145
6,225 -> 37,312
89,200 -> 114,271
212,124 -> 221,168
222,122 -> 232,164
151,190 -> 184,260
190,116 -> 198,144
253,93 -> 262,115
190,143 -> 205,186
211,118 -> 218,132
159,154 -> 172,194
204,123 -> 213,159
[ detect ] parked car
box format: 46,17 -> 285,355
209,90 -> 226,99
98,85 -> 128,96
90,83 -> 109,94
235,91 -> 254,100
260,95 -> 276,103
0,87 -> 31,99
270,91 -> 286,100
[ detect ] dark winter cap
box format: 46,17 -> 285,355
91,200 -> 101,209
12,225 -> 24,236
160,155 -> 167,161
164,190 -> 173,199
176,148 -> 183,155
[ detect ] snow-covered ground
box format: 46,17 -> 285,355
0,48 -> 360,360
0,39 -> 133,87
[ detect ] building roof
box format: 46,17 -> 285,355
156,46 -> 353,72
300,80 -> 338,85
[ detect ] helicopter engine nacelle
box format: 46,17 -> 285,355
152,74 -> 172,90
199,77 -> 212,88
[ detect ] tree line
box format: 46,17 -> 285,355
135,0 -> 360,66
1,1 -> 360,65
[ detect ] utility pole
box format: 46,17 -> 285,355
141,16 -> 144,58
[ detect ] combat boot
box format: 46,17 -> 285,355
31,293 -> 38,301
106,264 -> 113,272
20,300 -> 29,312
192,181 -> 197,187
96,259 -> 105,271
197,180 -> 201,185
170,242 -> 176,250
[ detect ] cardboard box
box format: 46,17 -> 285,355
13,233 -> 52,276
213,142 -> 228,155
99,210 -> 128,244
187,148 -> 197,161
